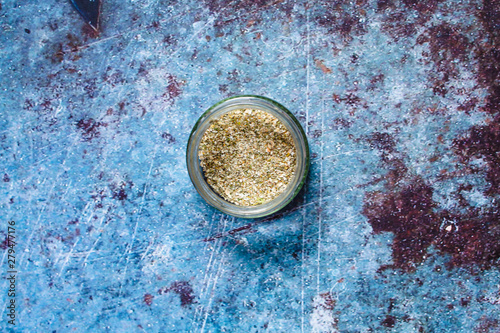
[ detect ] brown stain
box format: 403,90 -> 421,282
330,117 -> 353,130
314,59 -> 332,74
377,0 -> 394,11
83,78 -> 98,98
144,293 -> 154,306
76,118 -> 103,141
364,179 -> 439,271
402,0 -> 442,16
51,43 -> 65,64
161,132 -> 176,144
204,0 -> 274,13
91,189 -> 106,209
362,1 -> 500,273
48,33 -> 91,64
478,0 -> 500,41
204,0 -> 294,35
318,292 -> 336,311
204,0 -> 289,18
110,181 -> 133,202
382,11 -> 418,42
311,130 -> 322,139
336,93 -> 363,108
163,74 -> 184,104
421,23 -> 471,97
363,128 -> 500,271
427,23 -> 470,66
163,35 -> 177,46
453,120 -> 500,195
102,67 -> 125,87
436,212 -> 500,271
314,1 -> 366,41
112,188 -> 127,201
0,234 -> 9,250
380,0 -> 440,43
158,281 -> 196,307
476,49 -> 500,117
381,315 -> 396,328
474,316 -> 499,333
312,292 -> 338,330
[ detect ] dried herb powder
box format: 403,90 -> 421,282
198,108 -> 297,206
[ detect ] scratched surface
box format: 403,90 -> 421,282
1,0 -> 500,331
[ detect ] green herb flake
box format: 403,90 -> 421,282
198,108 -> 297,206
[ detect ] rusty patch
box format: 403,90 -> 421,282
161,132 -> 176,144
381,315 -> 396,328
204,0 -> 293,31
478,0 -> 500,40
475,47 -> 500,115
76,118 -> 103,141
428,24 -> 470,66
402,0 -> 442,16
163,74 -> 183,104
377,0 -> 394,11
364,179 -> 439,271
363,124 -> 500,271
453,120 -> 500,195
315,59 -> 332,74
0,233 -> 8,250
47,33 -> 87,63
204,0 -> 275,13
318,292 -> 336,311
314,1 -> 367,40
474,316 -> 499,333
144,293 -> 154,306
381,11 -> 417,41
423,23 -> 471,97
436,209 -> 500,270
330,117 -> 353,130
158,281 -> 196,307
110,181 -> 132,201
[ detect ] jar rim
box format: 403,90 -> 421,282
186,95 -> 309,218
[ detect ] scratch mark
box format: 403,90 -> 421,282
126,145 -> 157,256
196,215 -> 231,333
119,146 -> 157,295
55,11 -> 187,53
84,234 -> 101,265
317,96 -> 325,295
118,265 -> 128,296
59,237 -> 81,276
21,205 -> 46,269
302,4 -> 310,332
305,2 -> 311,137
202,187 -> 365,242
193,211 -> 219,327
140,239 -> 154,261
323,149 -> 370,159
60,180 -> 73,202
200,247 -> 226,333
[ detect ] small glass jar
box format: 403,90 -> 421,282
186,95 -> 309,218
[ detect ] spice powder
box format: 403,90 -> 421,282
198,108 -> 297,206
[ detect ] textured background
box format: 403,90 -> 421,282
1,0 -> 499,332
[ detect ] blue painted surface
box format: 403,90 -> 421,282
1,0 -> 499,332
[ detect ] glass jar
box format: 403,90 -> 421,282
186,95 -> 309,218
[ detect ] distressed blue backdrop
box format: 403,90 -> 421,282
1,0 -> 499,331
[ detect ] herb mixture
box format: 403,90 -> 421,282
198,108 -> 297,206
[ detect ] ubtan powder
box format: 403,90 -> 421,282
198,108 -> 297,206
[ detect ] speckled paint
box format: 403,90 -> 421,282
1,0 -> 499,332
